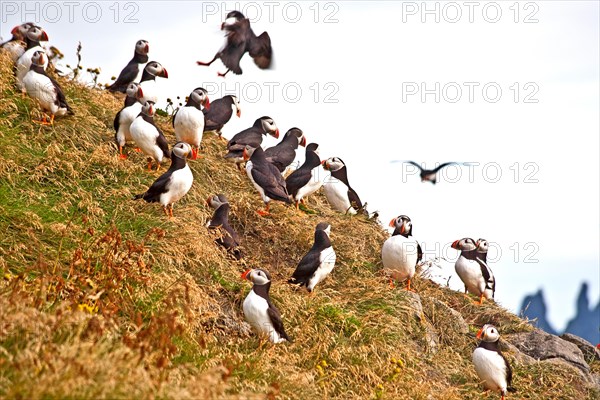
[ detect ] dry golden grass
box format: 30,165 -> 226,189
0,51 -> 597,399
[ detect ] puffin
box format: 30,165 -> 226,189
264,127 -> 307,172
451,238 -> 495,304
129,101 -> 170,171
403,161 -> 459,184
203,94 -> 241,138
285,144 -> 324,209
106,39 -> 149,93
381,215 -> 422,291
206,193 -> 242,259
114,82 -> 144,158
244,145 -> 291,216
473,324 -> 516,400
23,51 -> 73,125
15,25 -> 49,91
241,268 -> 290,344
138,61 -> 168,104
173,87 -> 210,160
133,142 -> 193,217
224,116 -> 279,171
288,222 -> 336,293
197,10 -> 272,77
1,22 -> 33,62
322,157 -> 366,215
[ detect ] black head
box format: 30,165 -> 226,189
135,39 -> 149,55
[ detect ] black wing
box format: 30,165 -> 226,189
156,131 -> 170,159
347,187 -> 363,211
171,108 -> 178,128
48,75 -> 72,113
285,169 -> 311,197
431,162 -> 457,174
267,302 -> 290,341
227,129 -> 261,150
137,170 -> 173,203
219,21 -> 249,75
289,250 -> 320,286
264,146 -> 295,173
107,61 -> 139,93
251,165 -> 290,202
406,161 -> 424,171
248,31 -> 272,69
476,257 -> 495,294
204,98 -> 233,131
501,352 -> 514,390
417,242 -> 423,263
113,109 -> 122,133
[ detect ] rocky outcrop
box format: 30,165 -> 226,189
560,333 -> 600,363
507,328 -> 590,375
564,283 -> 600,345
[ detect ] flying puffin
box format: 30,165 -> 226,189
206,193 -> 242,259
285,144 -> 324,209
133,142 -> 193,217
129,101 -> 170,171
264,127 -> 307,172
244,145 -> 291,216
197,10 -> 272,77
241,268 -> 290,344
15,25 -> 49,90
401,161 -> 460,184
138,61 -> 168,104
106,39 -> 149,93
322,157 -> 366,215
451,238 -> 495,304
203,94 -> 241,138
288,222 -> 336,293
473,324 -> 516,400
173,87 -> 210,160
381,215 -> 422,291
22,51 -> 73,125
1,22 -> 33,62
224,116 -> 279,171
114,82 -> 144,158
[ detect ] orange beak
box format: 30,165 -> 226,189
11,26 -> 19,35
241,269 -> 252,280
300,136 -> 307,147
243,148 -> 250,161
236,109 -> 241,118
206,196 -> 212,207
451,240 -> 459,249
388,218 -> 396,228
204,97 -> 211,110
476,328 -> 484,339
162,68 -> 169,78
137,87 -> 144,98
38,53 -> 46,65
145,44 -> 149,53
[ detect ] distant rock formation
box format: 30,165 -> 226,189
520,283 -> 600,345
564,283 -> 600,345
520,289 -> 558,335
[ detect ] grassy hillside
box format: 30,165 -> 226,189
0,52 -> 596,399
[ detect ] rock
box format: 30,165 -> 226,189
560,333 -> 600,363
400,291 -> 438,354
423,298 -> 469,334
501,341 -> 536,366
507,328 -> 590,375
402,290 -> 424,322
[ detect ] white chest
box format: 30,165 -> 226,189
472,347 -> 507,392
381,235 -> 419,281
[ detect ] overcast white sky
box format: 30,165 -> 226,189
2,1 -> 598,335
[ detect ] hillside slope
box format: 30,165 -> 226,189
0,53 -> 597,399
